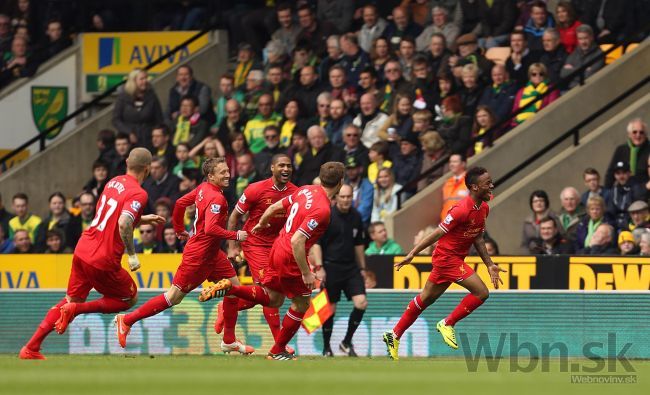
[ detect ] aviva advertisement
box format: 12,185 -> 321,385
81,31 -> 209,93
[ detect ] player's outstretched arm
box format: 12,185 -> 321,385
473,235 -> 507,289
291,232 -> 315,290
118,214 -> 139,271
252,200 -> 285,233
227,209 -> 244,258
395,227 -> 446,270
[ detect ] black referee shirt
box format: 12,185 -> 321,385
317,205 -> 364,273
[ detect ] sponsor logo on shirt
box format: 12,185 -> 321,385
307,219 -> 318,231
130,200 -> 142,212
239,193 -> 246,204
210,204 -> 221,214
443,214 -> 453,225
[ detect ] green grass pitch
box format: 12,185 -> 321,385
2,355 -> 649,395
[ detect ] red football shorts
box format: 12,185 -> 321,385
172,250 -> 236,293
67,255 -> 137,301
242,243 -> 271,283
428,258 -> 475,285
261,244 -> 311,299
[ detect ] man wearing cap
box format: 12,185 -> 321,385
450,33 -> 493,86
608,161 -> 646,231
625,201 -> 650,233
605,118 -> 649,188
618,231 -> 639,255
391,134 -> 423,201
344,156 -> 373,227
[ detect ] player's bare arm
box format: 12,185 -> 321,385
118,214 -> 139,271
291,232 -> 315,290
310,244 -> 325,283
227,209 -> 243,259
395,227 -> 446,271
473,235 -> 507,289
252,200 -> 285,233
139,214 -> 166,226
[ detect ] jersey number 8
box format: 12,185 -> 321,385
285,202 -> 299,233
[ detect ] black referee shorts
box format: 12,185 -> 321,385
324,269 -> 366,304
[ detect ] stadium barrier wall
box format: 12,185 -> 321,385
1,255 -> 648,291
2,290 -> 649,359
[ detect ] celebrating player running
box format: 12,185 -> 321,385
383,166 -> 506,360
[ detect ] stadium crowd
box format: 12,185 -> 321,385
0,0 -> 648,257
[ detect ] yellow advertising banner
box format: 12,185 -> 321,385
81,31 -> 209,74
569,256 -> 650,290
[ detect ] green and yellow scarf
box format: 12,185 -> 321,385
173,116 -> 191,146
584,218 -> 602,248
514,81 -> 548,125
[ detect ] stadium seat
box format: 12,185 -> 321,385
485,47 -> 511,65
600,44 -> 623,64
625,43 -> 639,53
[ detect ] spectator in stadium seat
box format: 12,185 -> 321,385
555,1 -> 581,54
294,125 -> 345,186
539,28 -> 568,85
522,1 -> 555,52
459,63 -> 485,118
478,64 -> 517,124
287,129 -> 308,175
225,132 -> 250,179
379,60 -> 413,114
12,229 -> 34,254
243,93 -> 281,154
74,192 -> 95,235
344,156 -> 374,226
411,56 -> 437,111
0,193 -> 13,238
457,0 -> 481,35
342,124 -> 370,173
367,141 -> 393,185
625,201 -> 650,233
278,99 -> 302,149
95,129 -> 117,164
639,232 -> 650,256
317,0 -> 354,38
168,65 -> 215,125
413,225 -> 437,256
271,3 -> 301,54
416,6 -> 460,52
161,223 -> 183,253
240,69 -> 267,120
142,156 -> 181,213
423,33 -> 452,86
33,19 -> 71,65
254,126 -> 286,179
437,95 -> 473,154
213,74 -> 242,130
608,161 -> 646,231
171,96 -> 208,149
575,0 -> 626,43
440,153 -> 469,219
392,133 -> 423,201
468,105 -> 499,158
44,229 -> 71,254
233,152 -> 262,201
290,65 -> 324,119
358,4 -> 387,54
35,192 -> 80,252
418,130 -> 447,192
382,6 -> 423,53
560,24 -> 605,89
484,235 -> 500,256
358,67 -> 380,103
557,186 -> 586,242
171,143 -> 198,179
378,92 -> 414,142
233,42 -> 257,89
295,3 -> 338,57
371,168 -> 402,222
319,35 -> 344,83
327,98 -> 353,147
618,231 -> 638,256
135,223 -> 162,254
370,37 -> 391,84
150,125 -> 176,171
575,195 -> 613,252
340,33 -> 371,87
265,63 -> 289,110
83,160 -> 109,198
314,92 -> 332,130
354,92 -> 389,149
582,223 -> 618,255
581,167 -> 612,207
0,14 -> 12,55
112,69 -> 163,149
216,99 -> 246,151
396,36 -> 417,81
529,216 -> 575,254
450,33 -> 493,86
605,118 -> 649,188
505,31 -> 542,89
521,190 -> 560,253
0,223 -> 13,254
475,0 -> 516,49
511,63 -> 559,126
365,221 -> 404,255
0,36 -> 36,87
110,132 -> 131,177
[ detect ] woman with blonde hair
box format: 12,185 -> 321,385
378,92 -> 414,141
511,63 -> 559,126
112,68 -> 163,148
372,168 -> 403,222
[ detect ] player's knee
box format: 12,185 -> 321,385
475,289 -> 489,301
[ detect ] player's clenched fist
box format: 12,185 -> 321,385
237,230 -> 248,242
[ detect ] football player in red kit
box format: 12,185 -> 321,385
19,148 -> 166,360
383,166 -> 507,360
114,157 -> 253,354
212,154 -> 296,348
199,162 -> 346,360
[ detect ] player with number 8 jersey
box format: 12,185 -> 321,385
19,149 -> 164,360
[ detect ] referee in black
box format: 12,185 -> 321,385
311,184 -> 368,357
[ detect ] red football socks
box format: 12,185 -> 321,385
227,285 -> 270,306
237,298 -> 257,311
25,298 -> 67,350
269,308 -> 304,354
222,297 -> 239,344
393,295 -> 426,339
73,297 -> 130,315
263,306 -> 281,340
445,294 -> 484,326
124,294 -> 172,327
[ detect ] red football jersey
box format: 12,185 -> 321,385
434,195 -> 489,263
273,185 -> 332,276
235,178 -> 297,247
74,174 -> 147,271
172,182 -> 239,265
